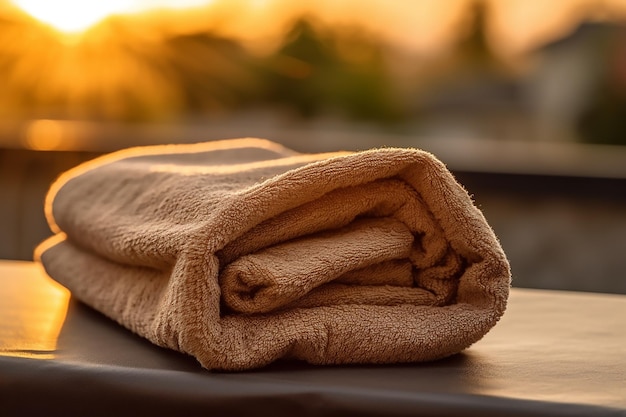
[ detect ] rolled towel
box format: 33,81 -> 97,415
36,138 -> 511,371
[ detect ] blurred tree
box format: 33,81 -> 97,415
261,17 -> 404,123
161,32 -> 262,117
577,28 -> 626,145
0,13 -> 263,123
411,1 -> 513,104
0,14 -> 404,124
262,18 -> 333,117
455,1 -> 502,75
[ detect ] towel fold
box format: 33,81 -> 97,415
36,138 -> 510,371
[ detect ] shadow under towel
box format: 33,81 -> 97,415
36,138 -> 511,371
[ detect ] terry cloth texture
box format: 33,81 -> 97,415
36,138 -> 511,371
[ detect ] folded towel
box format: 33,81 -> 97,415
36,138 -> 510,371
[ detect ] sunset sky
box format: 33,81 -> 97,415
4,0 -> 626,55
1,0 -> 625,148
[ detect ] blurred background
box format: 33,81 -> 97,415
0,0 -> 625,294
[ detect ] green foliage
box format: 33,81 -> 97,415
577,85 -> 626,145
576,31 -> 626,146
0,14 -> 404,124
259,18 -> 403,123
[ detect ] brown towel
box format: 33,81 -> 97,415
36,138 -> 510,371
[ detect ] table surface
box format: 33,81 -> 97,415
1,260 -> 625,417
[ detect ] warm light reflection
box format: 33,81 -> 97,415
23,119 -> 65,150
149,151 -> 349,176
0,262 -> 70,359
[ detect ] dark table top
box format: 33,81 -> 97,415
1,260 -> 625,416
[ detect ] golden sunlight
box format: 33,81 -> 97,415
2,0 -> 626,128
11,0 -> 133,32
0,262 -> 70,359
23,119 -> 65,150
10,0 -> 211,33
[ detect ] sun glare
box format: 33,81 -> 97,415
10,0 -> 133,33
10,0 -> 212,33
